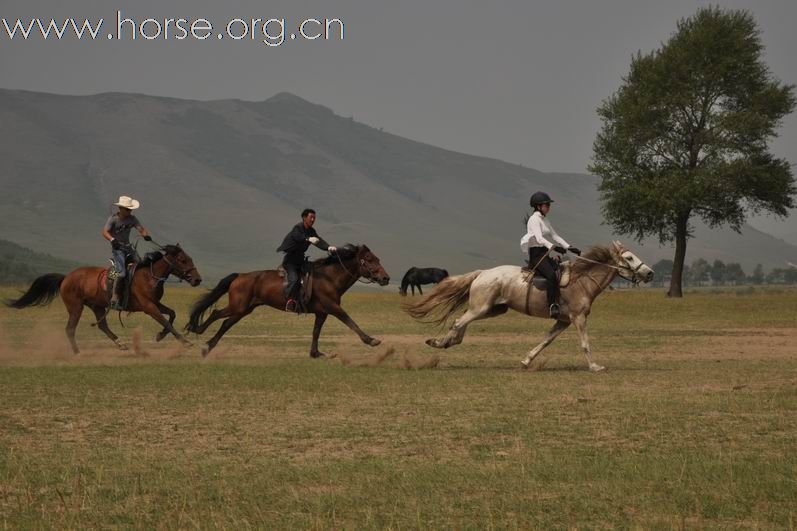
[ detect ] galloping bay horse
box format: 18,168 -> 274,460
7,245 -> 202,354
185,244 -> 390,357
405,242 -> 654,371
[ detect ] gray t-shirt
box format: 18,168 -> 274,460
104,214 -> 140,245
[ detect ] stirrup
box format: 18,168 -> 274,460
285,299 -> 298,313
548,303 -> 560,318
109,299 -> 123,311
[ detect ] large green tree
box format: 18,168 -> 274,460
589,7 -> 795,297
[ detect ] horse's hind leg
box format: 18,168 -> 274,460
194,307 -> 232,335
64,301 -> 84,355
426,304 -> 490,349
90,305 -> 127,351
202,308 -> 253,357
309,312 -> 328,358
154,302 -> 176,342
573,314 -> 604,372
520,320 -> 570,369
417,284 -> 423,295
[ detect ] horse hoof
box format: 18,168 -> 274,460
520,360 -> 531,370
181,340 -> 193,348
201,345 -> 210,358
310,351 -> 325,359
589,364 -> 606,373
155,333 -> 166,342
425,338 -> 441,349
368,338 -> 381,347
116,343 -> 129,351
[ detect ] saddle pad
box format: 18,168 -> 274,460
526,261 -> 571,288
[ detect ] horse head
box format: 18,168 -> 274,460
163,244 -> 202,287
610,241 -> 654,284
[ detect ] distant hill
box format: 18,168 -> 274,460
1,88 -> 795,281
0,239 -> 80,283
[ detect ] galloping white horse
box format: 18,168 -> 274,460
405,241 -> 654,371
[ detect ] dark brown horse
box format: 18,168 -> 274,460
6,245 -> 202,354
185,244 -> 390,357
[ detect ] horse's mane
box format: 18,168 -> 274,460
138,245 -> 182,267
313,244 -> 360,266
569,245 -> 614,276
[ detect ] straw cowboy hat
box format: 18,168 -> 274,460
114,196 -> 140,210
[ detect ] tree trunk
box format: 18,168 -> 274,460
667,214 -> 689,297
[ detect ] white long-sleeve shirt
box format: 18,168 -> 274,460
520,211 -> 570,254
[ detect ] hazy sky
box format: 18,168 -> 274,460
2,0 -> 796,233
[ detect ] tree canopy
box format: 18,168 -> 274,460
590,7 -> 795,297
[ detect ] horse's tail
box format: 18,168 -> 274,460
185,273 -> 238,332
403,270 -> 482,327
6,273 -> 66,309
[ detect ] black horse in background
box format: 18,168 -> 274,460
399,267 -> 449,296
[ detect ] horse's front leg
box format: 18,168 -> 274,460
573,314 -> 604,372
154,302 -> 176,342
327,303 -> 380,346
520,319 -> 570,369
417,284 -> 423,295
141,302 -> 192,347
309,312 -> 329,358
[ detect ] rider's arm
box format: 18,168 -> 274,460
549,227 -> 570,250
102,217 -> 115,242
136,225 -> 150,238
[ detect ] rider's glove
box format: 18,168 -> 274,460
307,236 -> 320,245
111,239 -> 121,251
328,246 -> 337,253
552,245 -> 567,254
143,235 -> 152,242
568,246 -> 581,256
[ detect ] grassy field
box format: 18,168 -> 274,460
1,284 -> 796,529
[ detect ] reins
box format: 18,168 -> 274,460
335,249 -> 377,284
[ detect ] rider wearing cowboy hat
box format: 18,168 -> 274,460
276,208 -> 337,313
521,191 -> 581,319
102,196 -> 152,309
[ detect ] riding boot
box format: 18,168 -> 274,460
110,277 -> 124,310
547,285 -> 560,319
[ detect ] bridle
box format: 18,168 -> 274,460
150,250 -> 196,285
335,249 -> 379,285
574,253 -> 647,285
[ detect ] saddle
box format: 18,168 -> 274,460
522,260 -> 572,289
276,260 -> 314,312
104,260 -> 138,310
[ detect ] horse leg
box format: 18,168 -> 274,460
193,307 -> 233,335
418,284 -> 423,295
573,314 -> 604,372
520,320 -> 570,369
309,312 -> 328,358
141,302 -> 192,347
426,304 -> 490,349
411,285 -> 415,296
327,304 -> 381,347
64,302 -> 84,355
90,305 -> 127,351
202,308 -> 253,357
154,302 -> 176,342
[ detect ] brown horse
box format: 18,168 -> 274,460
185,244 -> 390,357
7,245 -> 202,354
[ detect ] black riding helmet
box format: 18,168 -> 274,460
529,191 -> 554,207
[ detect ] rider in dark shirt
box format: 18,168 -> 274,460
276,208 -> 337,312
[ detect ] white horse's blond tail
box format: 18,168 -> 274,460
403,270 -> 482,327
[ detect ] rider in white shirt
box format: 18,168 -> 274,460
520,191 -> 581,318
